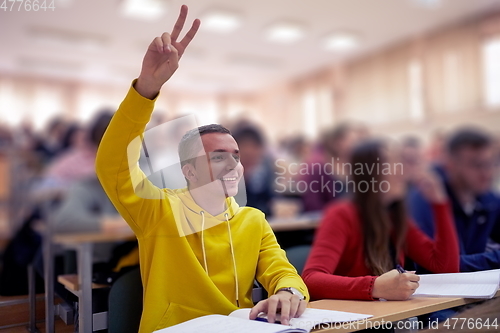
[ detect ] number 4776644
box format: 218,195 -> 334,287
1,0 -> 55,11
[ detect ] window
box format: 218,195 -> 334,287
482,37 -> 500,108
408,59 -> 424,121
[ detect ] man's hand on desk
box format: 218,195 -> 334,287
249,291 -> 308,326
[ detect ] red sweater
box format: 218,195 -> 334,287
302,200 -> 459,301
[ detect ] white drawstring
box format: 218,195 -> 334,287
199,210 -> 239,307
200,211 -> 209,275
225,213 -> 239,307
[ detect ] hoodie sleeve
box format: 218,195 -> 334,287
301,203 -> 377,301
95,81 -> 171,238
255,216 -> 309,301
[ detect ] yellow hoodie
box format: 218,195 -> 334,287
96,82 -> 309,333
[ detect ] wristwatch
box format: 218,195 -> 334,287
277,287 -> 305,300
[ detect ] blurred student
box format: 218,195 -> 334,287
52,176 -> 125,262
96,6 -> 308,332
400,136 -> 424,189
300,123 -> 366,212
493,134 -> 500,194
59,123 -> 85,153
302,140 -> 459,301
33,117 -> 68,164
0,113 -> 113,295
409,127 -> 500,272
232,124 -> 276,216
42,111 -> 113,189
426,129 -> 447,167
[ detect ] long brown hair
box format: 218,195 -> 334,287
350,140 -> 407,276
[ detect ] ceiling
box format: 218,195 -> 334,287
1,0 -> 500,93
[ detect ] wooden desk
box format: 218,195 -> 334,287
269,214 -> 321,232
46,225 -> 134,333
310,290 -> 500,332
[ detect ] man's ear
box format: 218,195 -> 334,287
182,163 -> 197,184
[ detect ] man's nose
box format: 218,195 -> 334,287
226,156 -> 238,169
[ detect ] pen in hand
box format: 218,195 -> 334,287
255,314 -> 282,325
396,264 -> 406,274
254,314 -> 281,324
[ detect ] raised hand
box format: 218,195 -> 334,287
414,168 -> 447,204
136,5 -> 200,99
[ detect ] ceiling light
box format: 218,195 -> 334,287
323,32 -> 360,52
201,10 -> 241,33
121,0 -> 168,21
410,0 -> 443,9
266,22 -> 306,44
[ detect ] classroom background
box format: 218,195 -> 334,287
1,0 -> 500,331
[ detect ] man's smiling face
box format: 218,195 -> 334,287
190,132 -> 244,198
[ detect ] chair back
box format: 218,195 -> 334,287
108,267 -> 143,333
285,245 -> 311,274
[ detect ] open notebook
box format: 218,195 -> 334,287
414,269 -> 500,299
154,308 -> 372,333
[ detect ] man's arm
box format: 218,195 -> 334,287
249,218 -> 309,325
460,251 -> 500,272
95,6 -> 200,236
460,209 -> 500,271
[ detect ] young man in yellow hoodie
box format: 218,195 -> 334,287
95,5 -> 309,332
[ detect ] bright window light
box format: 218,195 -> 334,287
265,22 -> 305,44
201,10 -> 241,33
302,89 -> 317,139
483,37 -> 500,108
408,59 -> 424,121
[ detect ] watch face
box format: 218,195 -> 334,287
278,287 -> 305,300
289,288 -> 305,300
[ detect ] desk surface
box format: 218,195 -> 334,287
51,214 -> 320,242
309,290 -> 500,332
53,226 -> 135,245
269,215 -> 321,232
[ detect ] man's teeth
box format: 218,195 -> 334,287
222,177 -> 237,181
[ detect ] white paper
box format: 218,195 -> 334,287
229,308 -> 372,331
414,269 -> 500,298
154,314 -> 305,333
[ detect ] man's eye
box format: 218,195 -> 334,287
233,155 -> 240,162
211,155 -> 224,160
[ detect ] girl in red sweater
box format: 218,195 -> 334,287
302,140 -> 459,301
